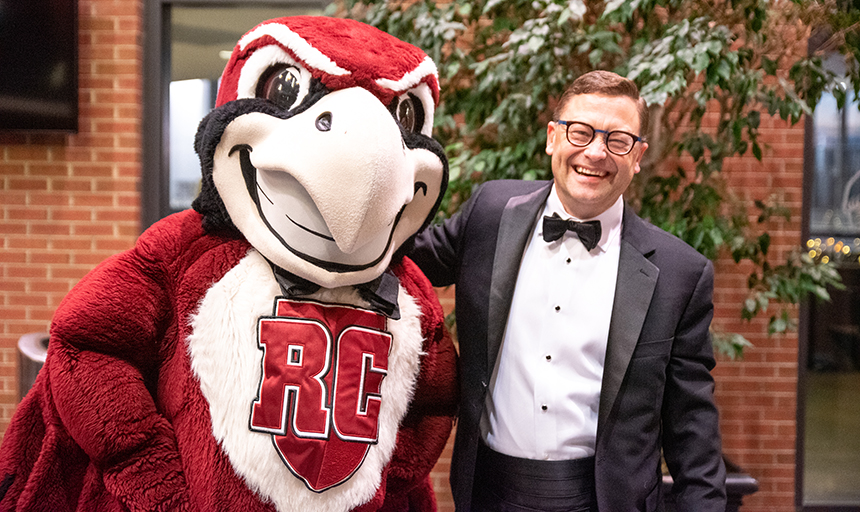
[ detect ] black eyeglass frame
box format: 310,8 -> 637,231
555,120 -> 642,156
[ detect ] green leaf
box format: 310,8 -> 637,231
762,56 -> 779,76
758,233 -> 771,255
716,60 -> 732,81
769,315 -> 788,334
752,142 -> 762,161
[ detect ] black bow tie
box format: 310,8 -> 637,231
542,214 -> 602,251
270,264 -> 401,320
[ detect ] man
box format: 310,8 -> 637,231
410,70 -> 727,511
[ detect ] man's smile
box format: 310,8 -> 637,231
573,165 -> 609,178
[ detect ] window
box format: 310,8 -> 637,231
142,1 -> 327,229
800,49 -> 860,509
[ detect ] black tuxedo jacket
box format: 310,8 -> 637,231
410,180 -> 726,511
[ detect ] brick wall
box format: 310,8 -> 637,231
0,0 -> 142,431
712,114 -> 806,511
0,3 -> 807,511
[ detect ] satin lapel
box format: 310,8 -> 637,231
597,207 -> 659,435
487,183 -> 552,373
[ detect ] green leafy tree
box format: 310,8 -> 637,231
330,0 -> 857,358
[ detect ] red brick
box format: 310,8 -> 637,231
116,47 -> 140,61
91,91 -> 139,106
72,253 -> 116,266
93,150 -> 138,164
94,239 -> 134,252
0,164 -> 26,175
71,224 -> 113,236
28,280 -> 74,294
3,265 -> 47,279
78,105 -> 116,122
117,165 -> 141,177
7,178 -> 48,190
117,108 -> 142,122
0,192 -> 26,206
116,194 -> 139,208
72,193 -> 115,208
29,164 -> 70,177
78,76 -> 115,91
92,2 -> 141,17
31,223 -> 73,236
28,307 -> 59,323
115,77 -> 142,91
51,210 -> 93,222
118,224 -> 141,238
80,17 -> 115,32
0,252 -> 26,264
94,179 -> 136,193
0,222 -> 27,236
91,32 -> 138,47
29,252 -> 73,265
93,62 -> 139,77
51,178 -> 93,192
0,281 -> 26,293
8,294 -> 49,307
6,146 -> 50,161
5,322 -> 52,337
49,267 -> 91,281
0,307 -> 27,321
95,210 -> 138,222
50,238 -> 93,251
6,208 -> 47,221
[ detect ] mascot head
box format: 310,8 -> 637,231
193,16 -> 447,289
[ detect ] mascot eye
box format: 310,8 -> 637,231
390,93 -> 425,134
258,65 -> 303,110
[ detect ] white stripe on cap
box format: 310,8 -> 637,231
238,23 -> 351,77
374,56 -> 438,93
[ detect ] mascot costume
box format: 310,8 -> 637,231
0,16 -> 458,512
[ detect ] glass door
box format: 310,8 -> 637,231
801,51 -> 860,509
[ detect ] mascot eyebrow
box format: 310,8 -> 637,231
0,16 -> 457,512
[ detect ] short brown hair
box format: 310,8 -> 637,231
553,70 -> 648,137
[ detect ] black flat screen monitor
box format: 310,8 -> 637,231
0,0 -> 78,132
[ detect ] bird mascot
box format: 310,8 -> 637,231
0,16 -> 458,512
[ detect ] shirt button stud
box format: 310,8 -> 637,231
554,305 -> 561,312
546,355 -> 552,361
541,404 -> 548,411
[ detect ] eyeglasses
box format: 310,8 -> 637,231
556,120 -> 641,156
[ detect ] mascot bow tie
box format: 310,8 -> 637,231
542,214 -> 601,251
271,264 -> 401,319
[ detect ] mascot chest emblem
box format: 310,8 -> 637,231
251,298 -> 391,491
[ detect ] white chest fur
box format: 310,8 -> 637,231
187,250 -> 424,512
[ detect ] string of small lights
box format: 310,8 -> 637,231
806,237 -> 860,265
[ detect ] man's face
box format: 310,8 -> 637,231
545,93 -> 647,219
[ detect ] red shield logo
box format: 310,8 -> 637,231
250,298 -> 391,491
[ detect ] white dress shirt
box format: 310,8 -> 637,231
480,187 -> 623,460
